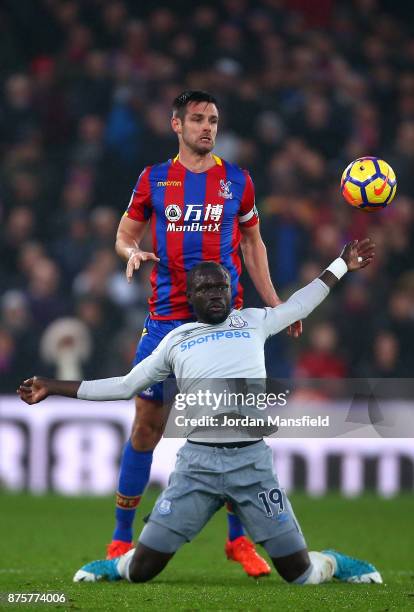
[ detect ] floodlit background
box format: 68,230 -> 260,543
1,0 -> 413,495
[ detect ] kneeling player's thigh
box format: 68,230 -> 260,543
233,486 -> 305,547
228,461 -> 305,551
138,521 -> 188,555
144,473 -> 224,546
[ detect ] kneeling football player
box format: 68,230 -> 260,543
19,239 -> 382,585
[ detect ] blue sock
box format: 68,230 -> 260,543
226,502 -> 244,541
113,440 -> 153,543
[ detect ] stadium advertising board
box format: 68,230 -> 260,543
1,396 -> 413,496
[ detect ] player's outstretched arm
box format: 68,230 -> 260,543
18,371 -> 147,404
19,367 -> 156,405
262,239 -> 375,337
18,377 -> 80,404
18,337 -> 172,404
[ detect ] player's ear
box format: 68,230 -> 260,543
171,116 -> 182,135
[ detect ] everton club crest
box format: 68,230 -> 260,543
229,314 -> 248,328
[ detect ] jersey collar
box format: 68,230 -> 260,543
172,153 -> 222,167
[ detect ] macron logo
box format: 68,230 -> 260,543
180,330 -> 251,351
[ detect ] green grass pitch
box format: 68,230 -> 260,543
0,490 -> 413,611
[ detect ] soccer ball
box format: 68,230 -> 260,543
340,157 -> 397,212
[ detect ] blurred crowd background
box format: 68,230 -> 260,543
1,0 -> 414,391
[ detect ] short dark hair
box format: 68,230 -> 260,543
173,90 -> 218,121
187,261 -> 230,291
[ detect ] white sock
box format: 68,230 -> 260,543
116,548 -> 135,582
295,551 -> 336,585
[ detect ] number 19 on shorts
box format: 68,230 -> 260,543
258,488 -> 284,517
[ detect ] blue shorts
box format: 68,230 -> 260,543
133,316 -> 193,403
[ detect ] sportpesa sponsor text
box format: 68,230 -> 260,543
180,330 -> 251,351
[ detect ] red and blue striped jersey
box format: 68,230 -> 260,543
125,155 -> 259,320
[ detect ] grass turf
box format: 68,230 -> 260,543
0,490 -> 413,611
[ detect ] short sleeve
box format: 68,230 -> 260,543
124,166 -> 153,222
238,171 -> 259,228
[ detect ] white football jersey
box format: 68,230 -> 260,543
78,278 -> 329,402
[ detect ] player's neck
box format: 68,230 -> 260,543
176,149 -> 216,173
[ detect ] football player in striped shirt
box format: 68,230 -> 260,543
108,90 -> 302,576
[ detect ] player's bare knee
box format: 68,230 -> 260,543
272,549 -> 310,583
130,398 -> 166,450
130,421 -> 162,450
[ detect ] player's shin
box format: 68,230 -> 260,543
293,551 -> 335,585
226,502 -> 245,540
112,440 -> 153,544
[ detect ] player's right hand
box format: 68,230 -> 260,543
17,376 -> 49,405
126,250 -> 160,283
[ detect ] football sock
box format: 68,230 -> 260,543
293,551 -> 335,585
226,502 -> 244,541
113,441 -> 153,543
117,548 -> 135,582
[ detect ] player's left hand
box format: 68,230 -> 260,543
341,238 -> 375,271
287,320 -> 303,338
